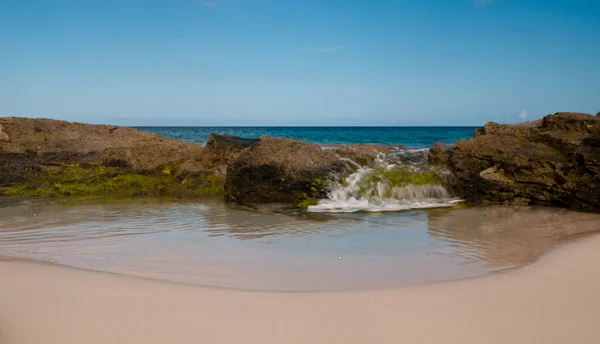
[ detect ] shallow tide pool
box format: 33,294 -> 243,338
1,198 -> 599,291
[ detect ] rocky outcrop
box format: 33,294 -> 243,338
429,112 -> 600,212
0,118 -> 348,203
15,112 -> 600,211
0,124 -> 9,142
0,117 -> 221,197
196,134 -> 258,179
0,117 -> 204,171
225,136 -> 345,205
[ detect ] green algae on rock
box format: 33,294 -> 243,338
371,168 -> 439,187
296,177 -> 328,209
2,163 -> 224,198
343,166 -> 441,200
0,117 -> 229,199
297,197 -> 320,209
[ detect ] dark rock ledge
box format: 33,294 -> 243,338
429,112 -> 600,212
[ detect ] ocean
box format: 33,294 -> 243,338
136,126 -> 477,147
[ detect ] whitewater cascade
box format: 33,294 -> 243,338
308,151 -> 462,213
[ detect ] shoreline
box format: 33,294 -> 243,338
2,234 -> 600,343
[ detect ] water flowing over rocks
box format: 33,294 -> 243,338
308,154 -> 460,213
429,112 -> 600,212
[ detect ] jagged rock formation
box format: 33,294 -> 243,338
429,112 -> 600,212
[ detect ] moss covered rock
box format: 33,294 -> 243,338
0,117 -> 225,198
2,163 -> 224,198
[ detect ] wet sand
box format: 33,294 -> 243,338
1,234 -> 600,344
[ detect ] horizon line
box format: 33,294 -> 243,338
131,125 -> 482,128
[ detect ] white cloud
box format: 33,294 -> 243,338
319,45 -> 344,53
518,110 -> 529,120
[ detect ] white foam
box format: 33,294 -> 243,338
308,198 -> 462,213
308,154 -> 462,213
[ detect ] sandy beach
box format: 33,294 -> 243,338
1,234 -> 599,344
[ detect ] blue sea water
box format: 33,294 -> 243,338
136,126 -> 477,148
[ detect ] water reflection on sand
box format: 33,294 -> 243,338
0,198 -> 598,291
427,206 -> 600,269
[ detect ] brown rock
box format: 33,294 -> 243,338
429,112 -> 600,211
0,117 -> 204,172
225,136 -> 344,204
196,134 -> 258,178
0,117 -> 209,188
0,125 -> 8,142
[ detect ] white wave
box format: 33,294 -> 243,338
308,154 -> 461,213
308,198 -> 462,213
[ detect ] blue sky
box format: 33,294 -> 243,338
1,0 -> 599,126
